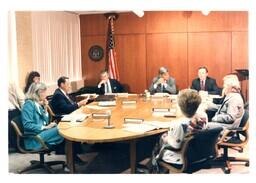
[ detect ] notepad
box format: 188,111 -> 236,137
122,121 -> 170,133
143,121 -> 172,129
152,93 -> 170,98
122,123 -> 157,133
152,111 -> 176,117
80,93 -> 98,98
61,113 -> 90,122
86,105 -> 108,110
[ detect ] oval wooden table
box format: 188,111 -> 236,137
58,95 -> 178,173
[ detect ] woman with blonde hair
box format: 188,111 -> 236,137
21,82 -> 64,150
208,74 -> 244,129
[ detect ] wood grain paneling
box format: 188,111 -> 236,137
80,14 -> 107,36
146,33 -> 188,90
188,11 -> 248,32
188,32 -> 232,87
230,12 -> 248,31
232,32 -> 248,70
115,35 -> 146,93
115,13 -> 146,34
80,11 -> 248,94
146,11 -> 187,33
81,36 -> 106,85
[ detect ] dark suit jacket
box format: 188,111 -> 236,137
50,88 -> 78,115
191,76 -> 219,95
98,79 -> 124,95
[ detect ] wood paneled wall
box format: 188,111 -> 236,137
80,11 -> 248,95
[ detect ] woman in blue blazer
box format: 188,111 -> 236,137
21,82 -> 64,150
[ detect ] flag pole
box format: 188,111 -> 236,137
104,13 -> 120,80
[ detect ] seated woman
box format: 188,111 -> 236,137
207,74 -> 244,129
24,71 -> 40,94
21,82 -> 64,150
156,89 -> 207,165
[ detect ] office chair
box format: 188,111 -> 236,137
11,115 -> 65,173
215,110 -> 249,174
158,127 -> 223,173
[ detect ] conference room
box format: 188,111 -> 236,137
8,10 -> 249,174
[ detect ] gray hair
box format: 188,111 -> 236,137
223,74 -> 241,92
25,82 -> 47,102
159,67 -> 168,75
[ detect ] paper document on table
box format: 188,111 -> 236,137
143,121 -> 172,129
122,123 -> 157,133
152,93 -> 169,97
86,105 -> 108,110
152,111 -> 176,117
62,113 -> 90,122
98,101 -> 116,106
80,93 -> 98,98
116,93 -> 129,97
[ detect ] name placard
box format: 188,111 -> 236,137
92,113 -> 110,119
152,108 -> 170,112
122,100 -> 137,105
124,118 -> 144,123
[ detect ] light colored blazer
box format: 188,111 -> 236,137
149,76 -> 176,94
211,92 -> 244,128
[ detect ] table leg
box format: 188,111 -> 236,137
66,140 -> 75,173
130,140 -> 137,173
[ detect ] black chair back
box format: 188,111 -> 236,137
185,127 -> 223,166
239,110 -> 249,128
11,115 -> 25,151
11,115 -> 24,136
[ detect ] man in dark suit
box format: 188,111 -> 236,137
49,76 -> 88,166
97,70 -> 124,95
50,76 -> 88,116
191,66 -> 220,95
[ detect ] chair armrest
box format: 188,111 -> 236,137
162,144 -> 181,152
22,135 -> 49,150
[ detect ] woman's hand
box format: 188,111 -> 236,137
43,122 -> 57,130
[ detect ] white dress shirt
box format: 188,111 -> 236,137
98,80 -> 112,93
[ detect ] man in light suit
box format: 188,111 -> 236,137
50,76 -> 88,116
149,67 -> 176,94
97,70 -> 124,95
207,74 -> 244,129
191,66 -> 220,95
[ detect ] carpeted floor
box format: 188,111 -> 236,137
9,140 -> 249,174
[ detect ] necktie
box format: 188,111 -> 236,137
161,84 -> 164,92
66,94 -> 74,104
106,83 -> 110,93
200,80 -> 205,90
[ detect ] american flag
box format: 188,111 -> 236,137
106,16 -> 119,80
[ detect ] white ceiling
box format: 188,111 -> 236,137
69,11 -> 130,15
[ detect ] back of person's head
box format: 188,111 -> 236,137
178,89 -> 202,118
223,74 -> 241,93
57,76 -> 69,87
158,67 -> 168,75
24,71 -> 40,93
25,82 -> 47,102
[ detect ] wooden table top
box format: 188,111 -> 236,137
58,95 -> 181,144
